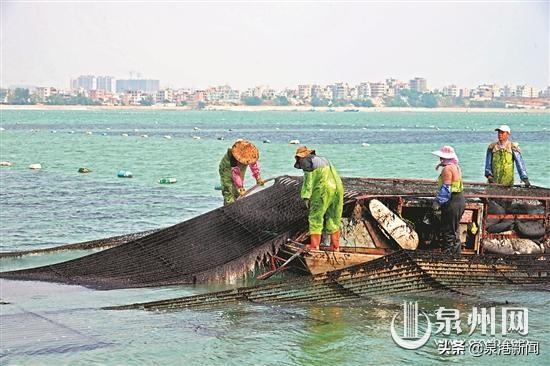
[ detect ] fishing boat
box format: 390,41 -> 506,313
1,177 -> 548,294
259,177 -> 549,277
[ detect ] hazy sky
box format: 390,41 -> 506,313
1,0 -> 548,90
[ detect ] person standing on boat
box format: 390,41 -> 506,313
294,146 -> 344,251
485,125 -> 530,187
432,145 -> 465,257
219,139 -> 265,205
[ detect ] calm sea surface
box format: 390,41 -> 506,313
0,110 -> 549,365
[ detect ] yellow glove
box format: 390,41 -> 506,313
238,187 -> 246,196
256,177 -> 266,186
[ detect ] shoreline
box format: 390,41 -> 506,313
0,104 -> 548,113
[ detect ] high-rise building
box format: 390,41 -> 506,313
71,75 -> 97,91
116,79 -> 160,93
409,77 -> 427,93
96,76 -> 116,92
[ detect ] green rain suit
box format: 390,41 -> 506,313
298,155 -> 344,235
219,149 -> 261,205
484,141 -> 528,186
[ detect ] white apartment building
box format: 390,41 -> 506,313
369,82 -> 386,98
356,82 -> 371,99
298,85 -> 312,99
502,85 -> 515,98
459,88 -> 471,98
516,85 -> 539,98
409,77 -> 427,93
332,83 -> 349,100
442,85 -> 458,97
156,89 -> 174,103
36,87 -> 57,102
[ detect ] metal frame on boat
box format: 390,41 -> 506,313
259,178 -> 549,277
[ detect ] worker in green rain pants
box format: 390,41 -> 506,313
219,140 -> 265,205
294,146 -> 344,251
485,124 -> 530,187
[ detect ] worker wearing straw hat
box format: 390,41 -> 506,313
219,140 -> 265,205
294,146 -> 344,251
485,124 -> 530,187
432,145 -> 465,257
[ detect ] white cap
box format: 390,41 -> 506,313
431,145 -> 458,160
495,125 -> 511,133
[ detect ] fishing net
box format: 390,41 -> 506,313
106,250 -> 550,311
2,176 -> 549,290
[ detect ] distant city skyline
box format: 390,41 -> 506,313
1,1 -> 548,89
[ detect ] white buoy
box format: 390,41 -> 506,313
192,136 -> 201,140
0,161 -> 12,167
141,134 -> 149,138
29,163 -> 42,170
0,127 -> 5,131
106,128 -> 111,130
85,131 -> 92,135
117,170 -> 133,178
289,139 -> 300,145
51,130 -> 56,133
102,132 -> 108,136
134,129 -> 139,132
164,135 -> 172,140
193,127 -> 200,131
121,133 -> 129,137
158,177 -> 177,184
69,131 -> 75,134
263,139 -> 271,144
361,143 -> 370,147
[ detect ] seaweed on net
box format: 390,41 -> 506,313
0,176 -> 308,289
1,176 -> 549,290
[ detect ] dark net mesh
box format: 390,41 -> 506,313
1,176 -> 307,289
1,176 -> 548,290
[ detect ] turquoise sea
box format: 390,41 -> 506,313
0,110 -> 549,365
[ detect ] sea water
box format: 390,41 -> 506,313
0,110 -> 549,365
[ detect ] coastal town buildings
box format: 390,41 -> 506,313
3,74 -> 549,108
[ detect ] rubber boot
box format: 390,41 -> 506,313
307,234 -> 321,251
329,231 -> 340,252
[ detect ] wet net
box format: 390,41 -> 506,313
106,250 -> 550,311
2,176 -> 549,290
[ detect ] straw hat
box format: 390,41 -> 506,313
295,146 -> 315,158
231,140 -> 259,165
431,145 -> 458,160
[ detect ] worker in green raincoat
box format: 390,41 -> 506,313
294,146 -> 344,251
485,125 -> 530,187
219,140 -> 265,205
